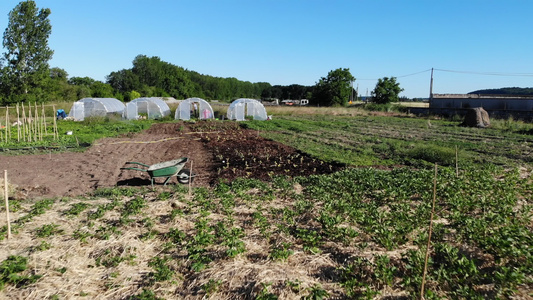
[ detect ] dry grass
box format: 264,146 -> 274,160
0,189 -> 369,299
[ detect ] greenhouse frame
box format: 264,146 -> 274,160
68,98 -> 125,121
227,98 -> 268,121
123,97 -> 171,120
175,98 -> 214,121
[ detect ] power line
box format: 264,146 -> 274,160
358,68 -> 533,81
358,69 -> 432,81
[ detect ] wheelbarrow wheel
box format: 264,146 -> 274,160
177,169 -> 194,184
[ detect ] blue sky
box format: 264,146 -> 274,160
1,0 -> 533,98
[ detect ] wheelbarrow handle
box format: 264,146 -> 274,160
124,161 -> 150,168
121,167 -> 147,172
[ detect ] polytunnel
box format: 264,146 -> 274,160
175,98 -> 214,121
227,98 -> 267,121
68,98 -> 125,121
123,97 -> 171,120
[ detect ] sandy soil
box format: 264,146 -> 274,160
1,122 -> 343,199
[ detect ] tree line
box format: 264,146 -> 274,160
0,0 -> 403,107
468,87 -> 533,96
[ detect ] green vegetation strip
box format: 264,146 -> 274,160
242,115 -> 533,167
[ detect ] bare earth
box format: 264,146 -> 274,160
2,122 -> 342,199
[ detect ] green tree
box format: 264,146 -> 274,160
311,68 -> 355,106
127,90 -> 141,101
371,77 -> 404,104
1,0 -> 53,103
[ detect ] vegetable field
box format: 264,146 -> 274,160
1,113 -> 532,299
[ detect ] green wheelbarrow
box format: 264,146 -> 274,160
120,157 -> 194,187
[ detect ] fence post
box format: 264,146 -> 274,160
188,160 -> 193,197
421,163 -> 438,299
4,170 -> 11,239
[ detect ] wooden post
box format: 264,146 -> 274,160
21,104 -> 26,141
188,160 -> 193,197
4,170 -> 11,239
4,107 -> 7,143
42,103 -> 47,138
34,102 -> 40,141
28,103 -> 33,142
5,106 -> 10,141
16,104 -> 20,142
455,145 -> 459,177
52,105 -> 58,140
421,163 -> 438,299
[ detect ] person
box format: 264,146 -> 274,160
56,109 -> 67,120
193,103 -> 198,118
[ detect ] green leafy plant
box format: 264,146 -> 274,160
0,255 -> 41,290
303,284 -> 329,300
201,279 -> 222,296
63,202 -> 90,217
35,223 -> 63,238
126,289 -> 164,300
147,256 -> 173,283
255,282 -> 278,300
269,242 -> 293,261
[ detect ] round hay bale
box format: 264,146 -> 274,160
461,107 -> 490,128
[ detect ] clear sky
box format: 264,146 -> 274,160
1,0 -> 533,98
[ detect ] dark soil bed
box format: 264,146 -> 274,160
2,121 -> 344,199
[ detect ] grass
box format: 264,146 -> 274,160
0,108 -> 532,299
242,114 -> 533,168
0,115 -> 152,153
2,162 -> 531,299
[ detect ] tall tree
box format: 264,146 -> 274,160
311,68 -> 355,106
371,77 -> 404,104
1,0 -> 53,103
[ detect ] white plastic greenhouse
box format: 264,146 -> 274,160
227,98 -> 267,121
175,98 -> 214,121
68,98 -> 125,121
123,97 -> 171,120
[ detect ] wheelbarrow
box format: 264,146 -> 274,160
120,157 -> 194,187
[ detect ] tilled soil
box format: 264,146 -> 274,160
1,121 -> 343,199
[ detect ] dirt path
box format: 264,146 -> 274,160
2,121 -> 344,199
2,123 -> 215,199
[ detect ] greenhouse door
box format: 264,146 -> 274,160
235,103 -> 245,121
70,102 -> 85,121
126,103 -> 137,119
138,101 -> 148,117
178,103 -> 190,120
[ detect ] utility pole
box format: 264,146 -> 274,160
429,68 -> 434,100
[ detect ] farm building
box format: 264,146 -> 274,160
227,98 -> 268,121
427,94 -> 533,120
175,98 -> 214,121
123,97 -> 171,120
68,98 -> 125,121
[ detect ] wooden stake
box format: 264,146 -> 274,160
455,145 -> 459,177
21,104 -> 27,141
421,163 -> 438,299
28,103 -> 33,142
4,107 -> 7,143
16,104 -> 20,142
188,160 -> 193,197
5,106 -> 10,141
4,170 -> 11,239
34,102 -> 40,141
52,105 -> 58,140
42,103 -> 47,138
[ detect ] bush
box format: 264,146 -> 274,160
404,144 -> 456,166
363,103 -> 393,112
